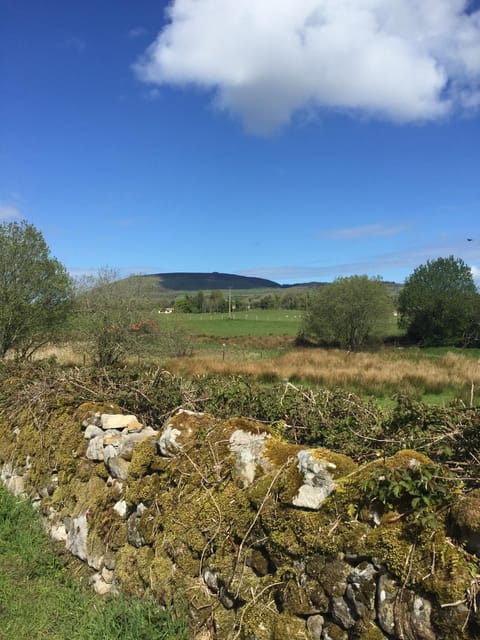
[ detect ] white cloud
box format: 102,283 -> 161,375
0,203 -> 22,221
320,223 -> 408,239
134,0 -> 480,133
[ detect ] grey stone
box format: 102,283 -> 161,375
411,595 -> 435,640
307,615 -> 325,640
376,574 -> 397,636
331,596 -> 356,629
86,435 -> 105,461
118,427 -> 157,460
84,424 -> 104,439
127,512 -> 145,548
346,561 -> 377,618
65,513 -> 88,561
107,456 -> 130,480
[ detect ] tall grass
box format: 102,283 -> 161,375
165,347 -> 480,402
0,486 -> 188,640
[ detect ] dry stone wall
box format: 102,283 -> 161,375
1,402 -> 479,639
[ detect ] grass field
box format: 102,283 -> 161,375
155,308 -> 303,337
32,308 -> 480,405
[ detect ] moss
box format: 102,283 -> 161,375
76,459 -> 96,482
305,555 -> 349,597
128,438 -> 160,479
451,489 -> 480,534
224,417 -> 274,437
272,614 -> 309,639
354,621 -> 388,639
366,522 -> 416,581
149,552 -> 175,604
277,579 -> 317,616
309,447 -> 357,478
95,462 -> 109,479
125,473 -> 165,507
240,601 -> 278,640
138,507 -> 163,546
116,544 -> 148,596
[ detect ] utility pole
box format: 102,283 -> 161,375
228,287 -> 232,319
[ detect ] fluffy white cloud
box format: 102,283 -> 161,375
134,0 -> 480,133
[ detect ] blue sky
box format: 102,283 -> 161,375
1,0 -> 480,284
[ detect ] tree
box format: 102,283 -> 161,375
0,220 -> 72,359
398,256 -> 477,346
73,269 -> 156,366
300,275 -> 393,350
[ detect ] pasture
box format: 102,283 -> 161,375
34,308 -> 480,405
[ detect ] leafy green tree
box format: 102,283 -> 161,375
300,275 -> 393,350
398,256 -> 477,346
208,290 -> 227,312
0,220 -> 72,359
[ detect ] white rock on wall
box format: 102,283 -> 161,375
292,450 -> 337,510
229,429 -> 271,487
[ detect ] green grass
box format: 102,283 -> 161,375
155,309 -> 303,337
0,487 -> 188,640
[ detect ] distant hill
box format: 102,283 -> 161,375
133,272 -> 402,298
142,272 -> 283,291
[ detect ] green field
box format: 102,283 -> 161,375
156,309 -> 303,337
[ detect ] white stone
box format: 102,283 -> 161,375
228,429 -> 270,487
113,499 -> 128,518
65,513 -> 88,561
102,566 -> 115,584
86,435 -> 105,461
91,572 -> 113,595
158,425 -> 182,456
84,424 -> 104,439
292,450 -> 336,510
49,523 -> 67,542
101,414 -> 142,430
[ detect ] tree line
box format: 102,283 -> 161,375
1,220 -> 479,363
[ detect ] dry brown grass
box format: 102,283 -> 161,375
164,348 -> 480,399
29,342 -> 480,400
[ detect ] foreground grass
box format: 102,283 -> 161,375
0,487 -> 188,640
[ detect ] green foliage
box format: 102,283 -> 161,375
0,220 -> 72,359
0,485 -> 188,640
398,255 -> 478,346
301,275 -> 394,350
360,461 -> 460,526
